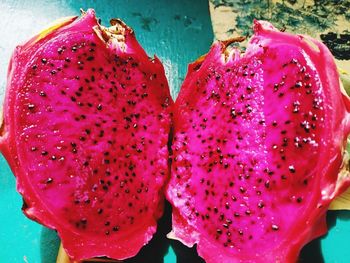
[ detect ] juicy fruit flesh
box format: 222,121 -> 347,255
2,10 -> 172,260
19,37 -> 169,237
172,45 -> 324,252
17,35 -> 167,235
168,21 -> 350,262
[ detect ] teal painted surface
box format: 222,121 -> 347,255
0,0 -> 213,262
321,212 -> 350,263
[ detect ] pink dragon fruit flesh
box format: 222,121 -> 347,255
166,20 -> 350,263
0,9 -> 172,260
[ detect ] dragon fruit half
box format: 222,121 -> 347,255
166,20 -> 350,262
0,9 -> 172,260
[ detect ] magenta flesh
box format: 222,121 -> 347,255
166,20 -> 350,263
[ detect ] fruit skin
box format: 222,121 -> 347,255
0,9 -> 172,260
166,20 -> 350,263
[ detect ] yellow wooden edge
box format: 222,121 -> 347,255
35,16 -> 77,43
56,242 -> 123,262
56,243 -> 73,263
330,70 -> 350,210
329,187 -> 350,210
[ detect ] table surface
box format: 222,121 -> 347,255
0,1 -> 350,262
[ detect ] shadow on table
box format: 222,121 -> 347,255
40,226 -> 60,263
124,201 -> 172,263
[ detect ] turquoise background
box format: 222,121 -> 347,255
0,0 -> 349,262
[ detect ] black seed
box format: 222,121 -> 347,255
41,58 -> 47,64
297,197 -> 303,203
46,177 -> 53,184
41,151 -> 48,156
271,224 -> 279,231
97,104 -> 102,110
289,165 -> 296,173
230,108 -> 237,118
113,226 -> 119,231
28,104 -> 35,110
87,56 -> 94,61
295,81 -> 302,88
264,180 -> 270,188
240,187 -> 246,193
